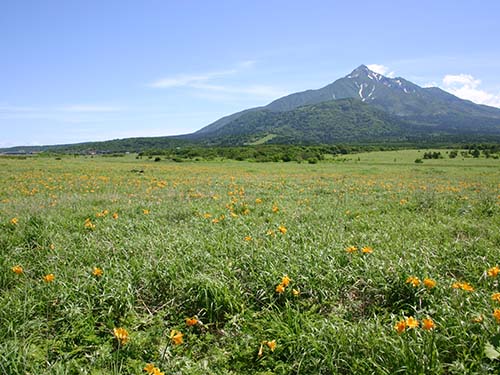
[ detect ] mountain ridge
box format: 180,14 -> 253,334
189,64 -> 500,144
3,65 -> 500,152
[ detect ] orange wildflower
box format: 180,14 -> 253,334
272,205 -> 279,213
255,198 -> 262,204
92,267 -> 103,277
422,318 -> 435,331
278,225 -> 287,234
170,330 -> 184,345
423,278 -> 436,289
452,281 -> 474,292
406,276 -> 420,287
281,275 -> 290,287
185,317 -> 198,326
345,246 -> 358,253
244,236 -> 252,242
493,309 -> 500,323
361,246 -> 373,254
84,218 -> 95,229
405,317 -> 419,329
488,266 -> 500,277
143,209 -> 150,215
12,265 -> 23,274
113,327 -> 129,345
43,273 -> 55,283
112,212 -> 119,219
394,320 -> 406,333
492,293 -> 500,303
275,283 -> 285,293
266,340 -> 277,352
10,217 -> 18,225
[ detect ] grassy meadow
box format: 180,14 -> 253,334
1,150 -> 500,374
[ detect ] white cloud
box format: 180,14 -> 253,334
60,105 -> 122,112
422,81 -> 438,88
149,70 -> 237,88
441,74 -> 500,108
149,61 -> 287,100
367,64 -> 395,78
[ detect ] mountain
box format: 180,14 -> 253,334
3,65 -> 500,153
190,64 -> 500,144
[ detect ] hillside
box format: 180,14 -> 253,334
193,65 -> 500,143
3,65 -> 500,153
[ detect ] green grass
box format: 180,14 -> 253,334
1,151 -> 500,374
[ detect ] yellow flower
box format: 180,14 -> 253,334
406,276 -> 420,287
394,320 -> 406,333
186,317 -> 198,326
423,278 -> 436,289
266,340 -> 276,352
10,217 -> 19,225
43,273 -> 55,283
278,225 -> 287,234
281,275 -> 290,287
244,236 -> 252,242
84,218 -> 95,229
266,229 -> 275,237
152,369 -> 164,375
399,199 -> 407,205
12,265 -> 23,274
345,246 -> 358,253
488,266 -> 500,277
92,267 -> 103,277
170,330 -> 183,345
112,212 -> 119,219
211,218 -> 219,224
361,246 -> 373,254
203,213 -> 212,219
461,282 -> 474,292
49,243 -> 55,250
492,293 -> 500,303
255,198 -> 262,204
113,327 -> 129,345
292,288 -> 300,296
472,315 -> 483,323
405,317 -> 419,329
143,209 -> 150,215
144,363 -> 155,373
452,281 -> 474,292
493,309 -> 500,323
275,283 -> 285,293
422,318 -> 435,331
272,205 -> 279,213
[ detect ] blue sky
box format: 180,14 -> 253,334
1,0 -> 500,147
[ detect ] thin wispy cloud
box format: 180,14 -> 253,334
0,104 -> 124,119
60,105 -> 122,112
149,60 -> 287,100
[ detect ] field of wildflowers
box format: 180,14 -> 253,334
1,150 -> 499,374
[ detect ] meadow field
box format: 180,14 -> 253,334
1,150 -> 500,374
